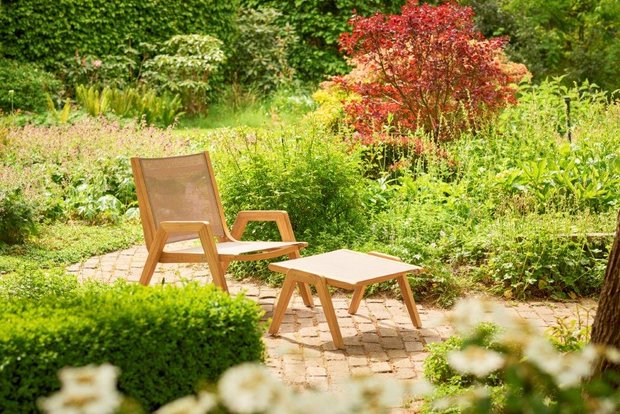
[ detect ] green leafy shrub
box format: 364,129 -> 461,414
240,0 -> 406,81
0,269 -> 265,412
59,48 -> 141,91
231,8 -> 297,93
142,34 -> 226,114
0,184 -> 37,245
211,127 -> 368,244
0,0 -> 239,72
0,59 -> 62,113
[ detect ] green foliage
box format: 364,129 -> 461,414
546,305 -> 593,352
0,270 -> 265,412
0,222 -> 142,273
210,126 -> 368,244
459,0 -> 620,91
231,8 -> 297,93
0,59 -> 62,113
0,0 -> 239,72
240,0 -> 406,81
75,85 -> 184,127
469,214 -> 612,299
424,323 -> 500,387
142,34 -> 226,114
0,185 -> 37,245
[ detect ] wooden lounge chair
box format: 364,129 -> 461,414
130,152 -> 313,306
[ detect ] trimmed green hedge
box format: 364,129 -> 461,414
0,269 -> 265,412
0,0 -> 240,70
0,59 -> 62,113
240,0 -> 405,80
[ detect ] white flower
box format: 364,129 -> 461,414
447,346 -> 505,378
218,363 -> 289,414
154,392 -> 217,414
407,379 -> 435,398
38,364 -> 122,414
525,340 -> 599,388
342,375 -> 405,413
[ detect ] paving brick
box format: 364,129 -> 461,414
69,243 -> 596,399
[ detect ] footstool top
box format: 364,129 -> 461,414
269,249 -> 423,288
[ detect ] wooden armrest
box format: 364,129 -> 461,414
231,210 -> 297,241
159,221 -> 212,233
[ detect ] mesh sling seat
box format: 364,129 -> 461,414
131,152 -> 313,306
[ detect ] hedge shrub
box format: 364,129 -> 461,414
0,269 -> 265,412
240,0 -> 405,80
0,59 -> 62,113
0,0 -> 240,71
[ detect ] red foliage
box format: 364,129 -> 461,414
336,1 -> 527,143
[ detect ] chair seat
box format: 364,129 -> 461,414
169,240 -> 307,256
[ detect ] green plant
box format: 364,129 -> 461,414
546,305 -> 593,352
240,0 -> 406,81
0,0 -> 239,72
142,34 -> 226,114
231,8 -> 297,93
0,184 -> 38,245
0,271 -> 265,412
0,222 -> 142,274
0,59 -> 62,113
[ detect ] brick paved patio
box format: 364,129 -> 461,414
66,244 -> 597,398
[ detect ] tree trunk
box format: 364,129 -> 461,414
590,210 -> 620,378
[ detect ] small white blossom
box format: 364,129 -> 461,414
288,390 -> 353,414
38,364 -> 122,414
342,375 -> 406,413
155,392 -> 217,414
407,379 -> 435,398
605,347 -> 620,364
448,346 -> 505,378
218,363 -> 289,414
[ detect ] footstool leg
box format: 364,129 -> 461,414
269,276 -> 297,335
289,251 -> 314,308
397,274 -> 422,328
297,282 -> 314,308
348,285 -> 365,315
315,278 -> 344,349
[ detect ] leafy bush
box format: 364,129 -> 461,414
0,59 -> 62,113
0,0 -> 239,72
335,1 -> 528,142
211,126 -> 368,243
231,8 -> 297,93
424,299 -> 620,414
142,34 -> 226,114
0,270 -> 265,412
0,184 -> 37,245
240,0 -> 406,81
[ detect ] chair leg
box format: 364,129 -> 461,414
269,275 -> 297,335
348,285 -> 366,315
288,251 -> 314,308
315,278 -> 344,349
140,230 -> 167,286
397,274 -> 422,328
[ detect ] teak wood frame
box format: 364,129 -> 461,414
268,251 -> 422,349
131,152 -> 313,306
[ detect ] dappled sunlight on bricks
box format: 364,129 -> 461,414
67,244 -> 597,395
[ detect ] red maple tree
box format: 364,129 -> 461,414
336,1 -> 528,143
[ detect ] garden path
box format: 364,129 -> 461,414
66,244 -> 596,394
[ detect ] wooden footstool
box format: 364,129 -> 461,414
268,249 -> 423,349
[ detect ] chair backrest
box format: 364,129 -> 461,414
131,152 -> 229,247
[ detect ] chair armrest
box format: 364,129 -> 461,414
231,210 -> 297,242
159,220 -> 213,233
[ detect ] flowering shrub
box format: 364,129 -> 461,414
39,362 -> 429,414
424,299 -> 620,413
336,1 -> 529,143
